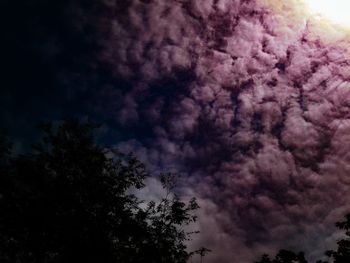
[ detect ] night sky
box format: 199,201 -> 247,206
2,0 -> 350,262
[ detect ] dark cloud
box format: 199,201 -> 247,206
0,0 -> 116,142
3,0 -> 350,262
97,0 -> 350,262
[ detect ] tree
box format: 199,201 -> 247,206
0,120 -> 204,263
255,214 -> 350,263
324,214 -> 350,263
255,250 -> 308,263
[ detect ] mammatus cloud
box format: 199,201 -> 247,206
40,0 -> 350,262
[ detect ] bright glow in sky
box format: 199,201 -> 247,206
304,0 -> 350,27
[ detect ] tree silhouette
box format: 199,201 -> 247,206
324,214 -> 350,263
195,247 -> 212,263
255,214 -> 350,263
255,250 -> 308,263
0,120 -> 204,263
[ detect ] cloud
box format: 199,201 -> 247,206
4,0 -> 350,262
92,0 -> 350,262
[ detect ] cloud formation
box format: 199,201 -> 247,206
4,0 -> 350,262
93,0 -> 350,262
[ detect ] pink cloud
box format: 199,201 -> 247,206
96,0 -> 350,262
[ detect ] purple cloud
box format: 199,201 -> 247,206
94,0 -> 350,262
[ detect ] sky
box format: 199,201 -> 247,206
2,0 -> 350,262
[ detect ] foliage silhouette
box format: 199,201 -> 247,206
255,250 -> 308,263
255,214 -> 350,263
323,214 -> 350,263
0,120 -> 203,263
